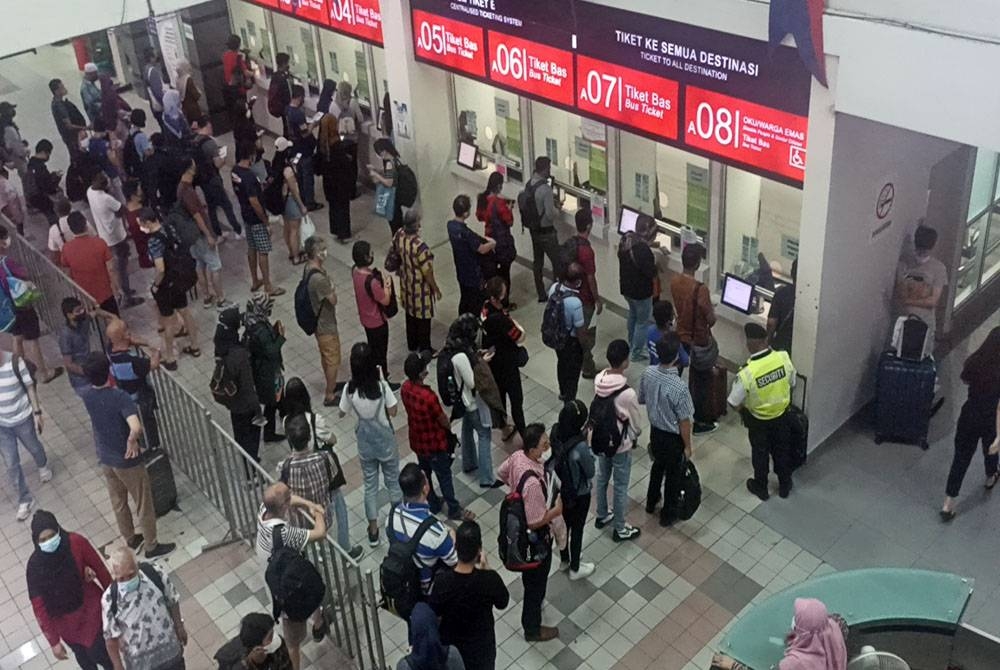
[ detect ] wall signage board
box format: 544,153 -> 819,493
247,0 -> 384,46
412,9 -> 487,78
409,0 -> 812,186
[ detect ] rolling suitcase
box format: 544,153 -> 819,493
144,448 -> 179,517
875,352 -> 934,450
703,365 -> 729,421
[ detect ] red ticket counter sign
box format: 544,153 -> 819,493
575,54 -> 679,141
683,86 -> 808,182
327,0 -> 383,45
487,31 -> 574,107
277,0 -> 328,26
412,10 -> 486,78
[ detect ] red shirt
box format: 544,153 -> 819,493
401,380 -> 449,455
574,235 -> 598,306
475,194 -> 513,239
61,236 -> 114,303
352,267 -> 387,330
222,50 -> 251,94
30,533 -> 112,647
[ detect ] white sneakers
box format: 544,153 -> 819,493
16,500 -> 34,522
39,466 -> 53,483
569,562 -> 595,581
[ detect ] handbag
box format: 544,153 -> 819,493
299,214 -> 316,243
514,346 -> 529,368
374,183 -> 396,220
688,283 -> 718,371
309,414 -> 347,490
1,259 -> 41,308
384,230 -> 402,273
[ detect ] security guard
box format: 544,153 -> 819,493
729,322 -> 797,501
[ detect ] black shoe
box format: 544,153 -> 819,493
307,202 -> 324,212
126,534 -> 144,550
693,422 -> 719,435
387,381 -> 401,392
645,503 -> 658,514
537,296 -> 547,304
594,513 -> 614,529
447,508 -> 465,521
145,542 -> 176,559
123,297 -> 146,308
347,545 -> 365,560
581,370 -> 597,380
480,479 -> 504,489
659,516 -> 675,528
368,527 -> 380,547
263,432 -> 286,443
778,482 -> 793,499
939,509 -> 956,522
312,618 -> 329,642
462,466 -> 478,474
613,525 -> 642,542
746,478 -> 770,501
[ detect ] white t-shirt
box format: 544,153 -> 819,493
48,215 -> 97,252
86,187 -> 125,246
896,256 -> 948,332
339,380 -> 397,428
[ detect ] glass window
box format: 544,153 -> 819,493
723,167 -> 802,285
530,101 -> 607,198
228,0 -> 271,66
271,13 -> 319,89
956,212 -> 989,307
968,149 -> 998,221
372,47 -> 388,111
983,210 -> 1000,288
453,78 -> 522,168
317,29 -> 371,106
619,131 -> 710,235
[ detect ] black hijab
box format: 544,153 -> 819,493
214,306 -> 242,358
26,510 -> 84,617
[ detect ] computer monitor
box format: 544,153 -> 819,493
721,273 -> 755,314
617,205 -> 642,236
457,141 -> 478,170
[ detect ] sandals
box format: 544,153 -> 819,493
40,368 -> 65,384
250,282 -> 264,293
181,346 -> 201,358
162,359 -> 178,371
501,425 -> 518,442
268,287 -> 287,297
289,253 -> 307,266
311,617 -> 329,642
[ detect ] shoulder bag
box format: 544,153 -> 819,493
688,283 -> 718,371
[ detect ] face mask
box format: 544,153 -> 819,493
38,534 -> 61,553
79,137 -> 90,151
119,576 -> 141,593
320,249 -> 329,260
539,448 -> 552,464
262,634 -> 282,654
915,252 -> 930,264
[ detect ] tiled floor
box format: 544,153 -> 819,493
0,44 -> 998,670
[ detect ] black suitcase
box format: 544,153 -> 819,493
144,448 -> 179,517
786,405 -> 809,470
875,352 -> 934,449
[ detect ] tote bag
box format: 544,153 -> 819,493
374,183 -> 396,220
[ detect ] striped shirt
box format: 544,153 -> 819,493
255,504 -> 310,562
387,503 -> 456,593
638,365 -> 694,434
0,356 -> 33,427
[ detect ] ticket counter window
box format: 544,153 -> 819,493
619,131 -> 711,234
228,0 -> 271,67
271,12 -> 319,89
530,101 -> 607,212
723,167 -> 802,290
453,77 -> 522,169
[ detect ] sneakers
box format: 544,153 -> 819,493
216,299 -> 236,310
569,562 -> 595,580
612,524 -> 642,542
368,527 -> 381,547
594,513 -> 614,530
525,626 -> 559,642
38,466 -> 53,483
779,482 -> 793,499
480,480 -> 504,489
251,414 -> 269,427
693,422 -> 719,435
202,296 -> 216,309
746,478 -> 770,501
145,542 -> 176,559
126,534 -> 145,550
347,545 -> 365,561
16,500 -> 34,521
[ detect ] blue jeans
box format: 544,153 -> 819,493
420,452 -> 459,515
0,416 -> 48,505
202,176 -> 243,236
626,297 -> 653,360
356,418 -> 402,522
327,488 -> 351,551
461,400 -> 494,486
595,450 -> 632,532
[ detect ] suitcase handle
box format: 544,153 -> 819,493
793,373 -> 808,413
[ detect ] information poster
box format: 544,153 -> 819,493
355,49 -> 370,100
589,145 -> 607,192
686,164 -> 710,231
505,116 -> 522,157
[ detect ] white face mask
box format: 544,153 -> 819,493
539,448 -> 552,464
915,252 -> 931,264
262,634 -> 282,655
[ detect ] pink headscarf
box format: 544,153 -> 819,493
778,598 -> 848,670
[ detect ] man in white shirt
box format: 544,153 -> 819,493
0,349 -> 52,521
87,172 -> 142,307
895,224 -> 948,358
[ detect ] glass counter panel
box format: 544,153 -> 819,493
317,29 -> 370,106
372,46 -> 388,109
271,12 -> 319,89
955,212 -> 989,307
968,149 -> 998,222
530,101 -> 607,205
228,0 -> 272,66
454,77 -> 522,169
723,167 -> 802,287
981,209 -> 1000,288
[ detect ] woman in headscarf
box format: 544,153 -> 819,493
175,60 -> 204,123
214,306 -> 263,468
161,89 -> 188,141
330,80 -> 363,193
0,101 -> 29,180
26,510 -> 113,670
713,598 -> 848,670
98,74 -> 130,141
317,114 -> 353,243
244,291 -> 286,443
397,603 -> 465,670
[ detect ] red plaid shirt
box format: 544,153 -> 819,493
401,380 -> 450,455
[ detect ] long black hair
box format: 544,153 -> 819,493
962,326 -> 1000,391
347,342 -> 382,400
280,377 -> 312,419
318,79 -> 336,114
476,171 -> 504,213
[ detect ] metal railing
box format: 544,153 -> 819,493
4,220 -> 387,670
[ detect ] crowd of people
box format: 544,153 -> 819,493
0,36 -> 994,670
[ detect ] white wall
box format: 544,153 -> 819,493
808,114 -> 961,446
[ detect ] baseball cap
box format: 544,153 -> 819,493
83,62 -> 98,74
274,137 -> 293,152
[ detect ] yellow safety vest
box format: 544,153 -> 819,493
737,349 -> 794,420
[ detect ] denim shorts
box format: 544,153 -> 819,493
284,195 -> 303,220
189,237 -> 222,272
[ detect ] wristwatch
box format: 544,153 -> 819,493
33,410 -> 42,416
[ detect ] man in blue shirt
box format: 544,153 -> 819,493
647,300 -> 689,370
549,262 -> 586,401
387,463 -> 458,594
638,332 -> 694,527
447,194 -> 495,316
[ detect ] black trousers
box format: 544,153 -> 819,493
323,175 -> 351,240
559,494 -> 591,571
556,337 -> 583,400
683,343 -> 713,424
231,410 -> 261,480
646,427 -> 685,523
746,411 -> 793,490
521,549 -> 552,635
497,258 -> 513,307
137,395 -> 160,450
491,361 -> 525,436
365,323 -> 389,378
945,400 -> 999,497
458,284 -> 483,316
405,313 -> 432,353
263,402 -> 281,439
68,636 -> 113,670
530,228 -> 560,301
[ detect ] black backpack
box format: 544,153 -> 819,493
123,129 -> 143,180
540,284 -> 570,350
395,163 -> 418,208
156,218 -> 197,293
210,355 -> 240,408
365,270 -> 398,319
436,350 -> 465,415
517,179 -> 544,232
163,201 -> 201,250
261,162 -> 286,216
265,526 -> 325,622
557,236 -> 587,280
676,459 -> 702,521
190,134 -> 218,185
108,562 -> 164,617
549,429 -> 584,508
294,269 -> 325,336
588,386 -> 628,458
498,471 -> 551,571
379,505 -> 437,619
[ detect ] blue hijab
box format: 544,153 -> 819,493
407,603 -> 448,670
